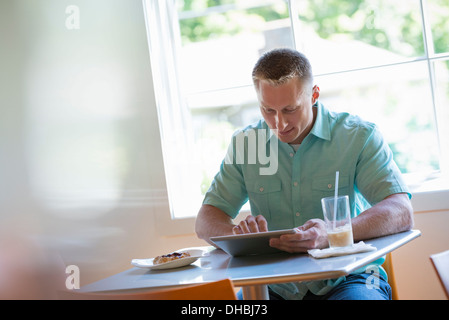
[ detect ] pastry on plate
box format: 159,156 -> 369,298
153,251 -> 191,265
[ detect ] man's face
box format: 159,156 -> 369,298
256,78 -> 317,145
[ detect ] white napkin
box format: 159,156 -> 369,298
308,241 -> 376,259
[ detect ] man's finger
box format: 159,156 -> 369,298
245,215 -> 260,233
232,225 -> 243,235
255,215 -> 268,232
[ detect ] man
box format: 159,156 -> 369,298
195,48 -> 414,300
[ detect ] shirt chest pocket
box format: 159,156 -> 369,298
246,177 -> 282,221
312,174 -> 350,199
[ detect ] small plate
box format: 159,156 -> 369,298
131,249 -> 203,270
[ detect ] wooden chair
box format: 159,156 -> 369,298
59,278 -> 237,300
382,252 -> 398,300
430,249 -> 449,300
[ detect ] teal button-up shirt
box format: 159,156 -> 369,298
203,102 -> 410,299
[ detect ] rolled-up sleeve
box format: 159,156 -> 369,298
355,124 -> 411,205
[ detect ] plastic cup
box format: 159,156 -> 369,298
321,195 -> 354,248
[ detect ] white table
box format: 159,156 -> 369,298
81,230 -> 421,299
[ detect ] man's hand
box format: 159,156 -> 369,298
269,219 -> 329,253
232,216 -> 329,253
233,215 -> 268,234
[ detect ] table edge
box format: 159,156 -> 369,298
231,229 -> 422,287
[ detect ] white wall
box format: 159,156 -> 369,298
0,0 -> 206,293
393,208 -> 449,300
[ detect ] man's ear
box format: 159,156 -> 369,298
312,85 -> 320,104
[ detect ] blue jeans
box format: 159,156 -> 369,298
303,273 -> 392,300
237,273 -> 392,300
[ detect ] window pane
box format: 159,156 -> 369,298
177,0 -> 294,94
295,0 -> 425,74
316,61 -> 439,175
427,0 -> 449,54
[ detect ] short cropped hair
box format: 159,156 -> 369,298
252,48 -> 313,88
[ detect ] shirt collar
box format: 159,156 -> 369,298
309,101 -> 331,141
262,121 -> 277,143
264,101 -> 331,143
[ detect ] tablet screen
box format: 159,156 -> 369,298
210,229 -> 296,256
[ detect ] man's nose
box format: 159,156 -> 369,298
276,113 -> 287,130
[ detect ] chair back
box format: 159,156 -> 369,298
59,278 -> 237,300
430,249 -> 449,300
382,252 -> 398,300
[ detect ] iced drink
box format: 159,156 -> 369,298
327,224 -> 353,248
321,195 -> 354,248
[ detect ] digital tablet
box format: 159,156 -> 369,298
210,229 -> 297,257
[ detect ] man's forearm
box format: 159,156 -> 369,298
195,204 -> 236,245
352,193 -> 414,241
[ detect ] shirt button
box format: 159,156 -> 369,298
295,212 -> 300,217
328,184 -> 332,189
293,181 -> 298,187
259,187 -> 264,192
289,152 -> 294,157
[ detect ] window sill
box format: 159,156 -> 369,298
411,189 -> 449,213
406,172 -> 449,213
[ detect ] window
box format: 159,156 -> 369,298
143,0 -> 449,220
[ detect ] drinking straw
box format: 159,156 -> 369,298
333,171 -> 339,229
